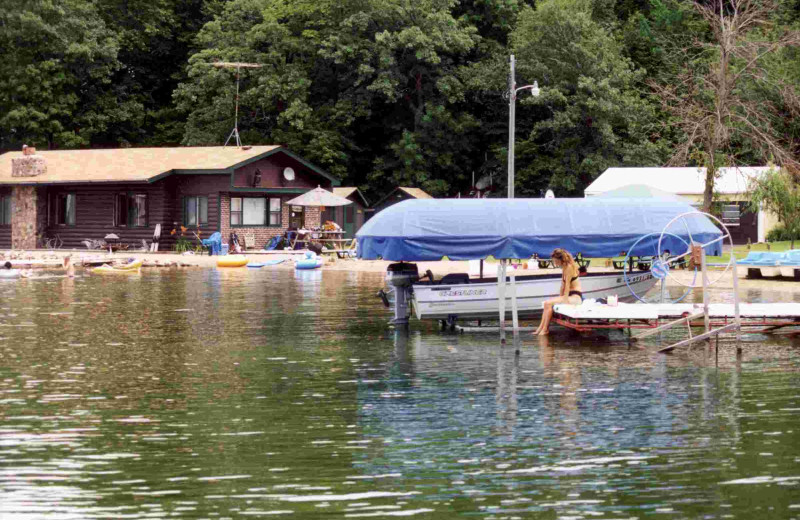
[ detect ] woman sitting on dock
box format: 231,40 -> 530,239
536,248 -> 582,336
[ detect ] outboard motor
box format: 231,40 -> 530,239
385,262 -> 419,325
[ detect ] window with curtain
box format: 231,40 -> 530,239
184,196 -> 208,227
114,193 -> 147,227
230,197 -> 281,227
56,193 -> 76,226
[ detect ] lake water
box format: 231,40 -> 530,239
1,268 -> 799,519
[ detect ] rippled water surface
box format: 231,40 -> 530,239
1,268 -> 799,519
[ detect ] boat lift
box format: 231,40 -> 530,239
547,211 -> 797,353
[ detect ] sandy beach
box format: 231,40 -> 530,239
1,247 -> 797,293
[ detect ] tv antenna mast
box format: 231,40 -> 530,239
212,61 -> 263,147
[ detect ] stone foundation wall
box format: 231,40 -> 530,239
11,186 -> 40,249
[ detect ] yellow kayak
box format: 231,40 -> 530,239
92,259 -> 143,274
217,255 -> 249,268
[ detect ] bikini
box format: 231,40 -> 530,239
566,273 -> 583,300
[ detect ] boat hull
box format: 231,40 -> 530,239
412,271 -> 657,321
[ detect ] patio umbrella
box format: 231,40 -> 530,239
286,186 -> 352,207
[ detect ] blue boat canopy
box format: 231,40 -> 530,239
356,198 -> 723,261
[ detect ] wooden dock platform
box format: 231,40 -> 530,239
553,302 -> 800,333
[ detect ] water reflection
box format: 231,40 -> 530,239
0,270 -> 799,518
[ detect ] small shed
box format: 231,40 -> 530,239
367,187 -> 433,220
585,167 -> 773,244
320,187 -> 369,237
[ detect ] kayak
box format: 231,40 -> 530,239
92,259 -> 143,274
217,255 -> 249,268
247,260 -> 286,268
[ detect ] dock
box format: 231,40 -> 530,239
553,302 -> 800,333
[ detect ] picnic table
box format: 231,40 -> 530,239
319,238 -> 357,258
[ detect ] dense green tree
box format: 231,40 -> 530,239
0,0 -> 125,149
650,0 -> 800,211
748,168 -> 800,248
508,0 -> 664,196
94,0 -> 223,145
176,0 -> 494,196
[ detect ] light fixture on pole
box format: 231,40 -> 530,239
212,61 -> 264,147
507,54 -> 540,199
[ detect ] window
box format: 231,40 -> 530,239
115,193 -> 148,227
184,196 -> 208,227
243,197 -> 266,225
0,194 -> 11,226
56,193 -> 76,226
269,197 -> 281,226
721,203 -> 741,227
230,197 -> 282,227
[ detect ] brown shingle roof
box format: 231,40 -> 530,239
398,187 -> 432,199
0,146 -> 281,184
333,187 -> 369,206
333,187 -> 356,198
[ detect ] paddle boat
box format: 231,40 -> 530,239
216,255 -> 249,268
737,250 -> 800,278
92,258 -> 143,274
356,198 -> 723,326
295,251 -> 323,270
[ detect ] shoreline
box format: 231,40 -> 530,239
1,249 -> 797,292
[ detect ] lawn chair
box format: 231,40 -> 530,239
201,232 -> 223,255
264,236 -> 281,250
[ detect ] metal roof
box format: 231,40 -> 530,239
585,167 -> 771,196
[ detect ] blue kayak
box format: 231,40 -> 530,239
247,260 -> 286,268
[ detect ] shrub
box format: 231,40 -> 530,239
766,225 -> 800,242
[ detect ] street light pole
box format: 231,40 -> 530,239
508,55 -> 516,199
506,54 -> 540,199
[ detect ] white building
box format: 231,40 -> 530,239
585,166 -> 774,243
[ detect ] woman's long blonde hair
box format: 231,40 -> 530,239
551,248 -> 575,267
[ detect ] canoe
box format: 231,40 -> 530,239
217,256 -> 249,268
92,259 -> 143,274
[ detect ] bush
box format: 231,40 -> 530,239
766,225 -> 800,242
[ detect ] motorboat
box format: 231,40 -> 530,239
411,268 -> 656,321
358,198 -> 723,326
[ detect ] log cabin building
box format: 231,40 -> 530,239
0,145 -> 340,250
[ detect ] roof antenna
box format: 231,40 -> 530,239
211,61 -> 264,147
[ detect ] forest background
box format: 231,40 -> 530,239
1,0 -> 799,204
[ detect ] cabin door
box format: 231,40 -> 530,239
343,205 -> 355,237
289,205 -> 305,229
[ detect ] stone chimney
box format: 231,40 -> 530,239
12,144 -> 47,177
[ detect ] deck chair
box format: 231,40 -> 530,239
243,232 -> 255,250
201,232 -> 223,255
